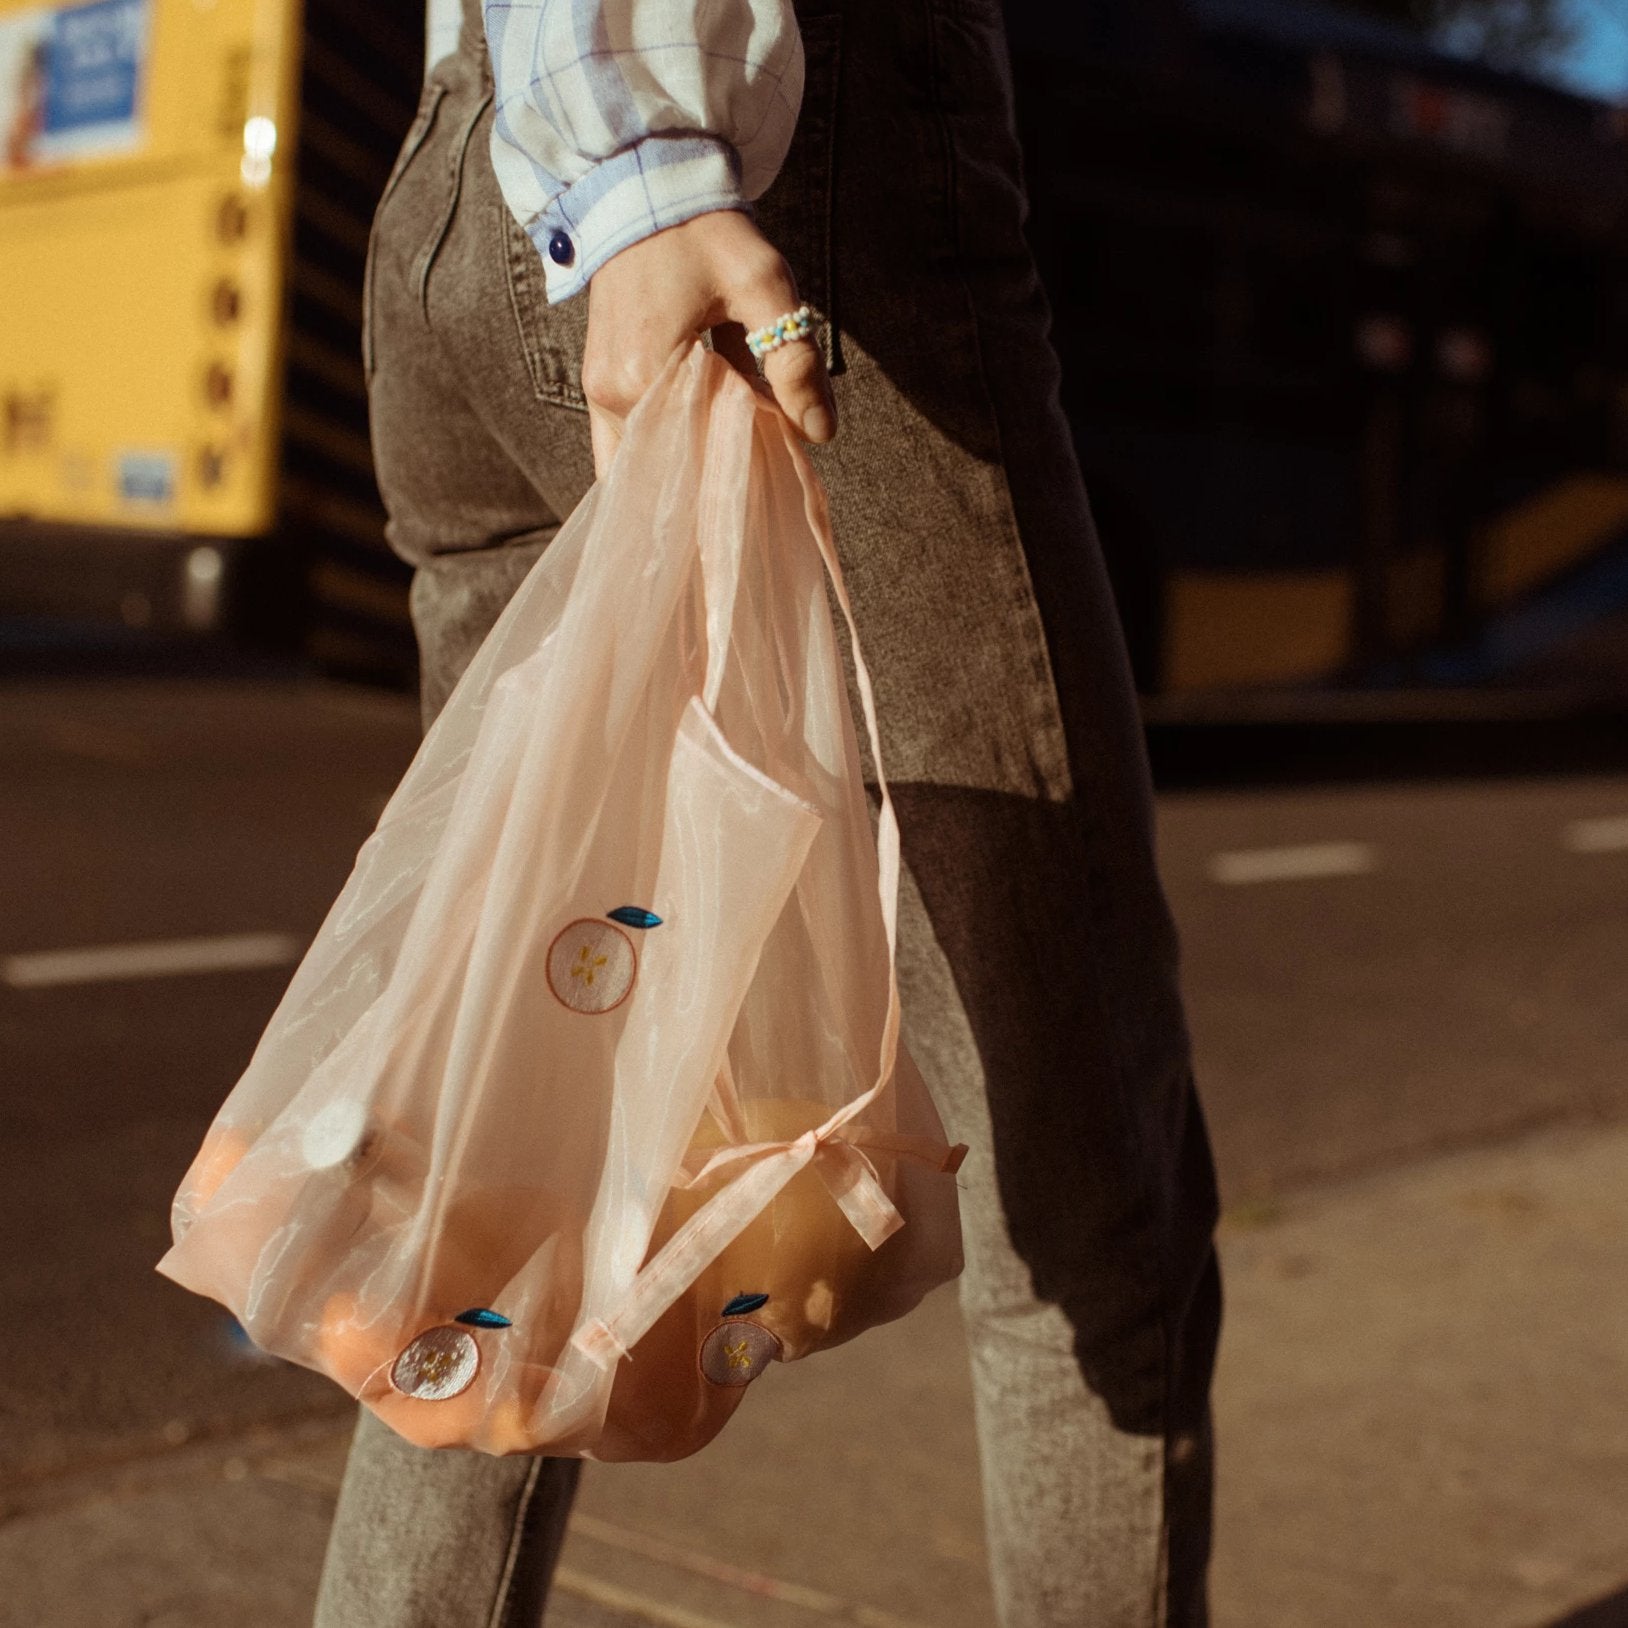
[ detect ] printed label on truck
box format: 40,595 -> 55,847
117,448 -> 174,507
1,0 -> 149,174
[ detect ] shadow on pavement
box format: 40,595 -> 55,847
1548,1588 -> 1628,1627
1148,712 -> 1628,790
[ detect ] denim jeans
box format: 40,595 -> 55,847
314,1 -> 1221,1621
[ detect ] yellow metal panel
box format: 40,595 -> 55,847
0,0 -> 302,536
1164,569 -> 1354,693
1480,473 -> 1628,607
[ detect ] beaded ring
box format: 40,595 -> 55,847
746,305 -> 816,361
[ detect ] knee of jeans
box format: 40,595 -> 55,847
959,1282 -> 1170,1438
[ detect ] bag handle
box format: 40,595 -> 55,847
696,383 -> 749,714
573,366 -> 965,1372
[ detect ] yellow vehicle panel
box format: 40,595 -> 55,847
0,0 -> 301,536
1164,568 -> 1354,693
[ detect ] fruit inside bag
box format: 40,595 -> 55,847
157,345 -> 967,1461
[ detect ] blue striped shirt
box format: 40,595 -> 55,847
461,0 -> 803,301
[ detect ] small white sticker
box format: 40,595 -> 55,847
117,449 -> 175,506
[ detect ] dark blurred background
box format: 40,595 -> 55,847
10,0 -> 1628,725
3,4 -> 1627,1626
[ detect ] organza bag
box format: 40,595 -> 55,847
157,344 -> 967,1461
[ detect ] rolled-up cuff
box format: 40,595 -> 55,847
524,134 -> 748,302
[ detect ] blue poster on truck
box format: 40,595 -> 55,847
0,0 -> 148,173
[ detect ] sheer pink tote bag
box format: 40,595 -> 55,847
157,343 -> 967,1461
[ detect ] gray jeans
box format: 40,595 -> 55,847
314,2 -> 1221,1622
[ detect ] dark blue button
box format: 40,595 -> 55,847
547,229 -> 574,267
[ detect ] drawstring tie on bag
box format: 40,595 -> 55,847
573,1110 -> 967,1369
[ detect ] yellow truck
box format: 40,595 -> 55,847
0,0 -> 420,678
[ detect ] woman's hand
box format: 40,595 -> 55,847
582,209 -> 836,477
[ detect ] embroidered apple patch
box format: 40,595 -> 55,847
545,906 -> 662,1014
546,919 -> 636,1013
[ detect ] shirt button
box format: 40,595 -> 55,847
547,229 -> 574,267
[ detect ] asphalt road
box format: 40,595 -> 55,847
0,679 -> 419,1491
2,673 -> 1626,1622
1166,770 -> 1628,1198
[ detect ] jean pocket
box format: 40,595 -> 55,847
502,204 -> 591,411
363,80 -> 447,379
756,12 -> 844,376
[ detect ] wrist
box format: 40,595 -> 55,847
520,133 -> 746,302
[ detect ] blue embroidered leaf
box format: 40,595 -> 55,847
607,906 -> 662,930
722,1292 -> 769,1317
453,1308 -> 512,1329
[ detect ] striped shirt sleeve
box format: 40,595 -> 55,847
484,0 -> 804,302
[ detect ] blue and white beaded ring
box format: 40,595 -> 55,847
746,305 -> 817,361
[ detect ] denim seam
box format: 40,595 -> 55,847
916,15 -> 1073,811
485,1454 -> 544,1628
365,80 -> 449,379
416,90 -> 498,315
796,12 -> 845,377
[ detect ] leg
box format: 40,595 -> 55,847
893,813 -> 1218,1628
314,50 -> 590,1628
796,1 -> 1221,1615
315,1412 -> 580,1628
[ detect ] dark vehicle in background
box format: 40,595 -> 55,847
1011,0 -> 1628,711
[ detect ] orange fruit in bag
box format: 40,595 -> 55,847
594,1096 -> 883,1461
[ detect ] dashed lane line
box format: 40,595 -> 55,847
1,932 -> 304,989
1208,841 -> 1377,886
553,1567 -> 733,1628
1564,816 -> 1628,854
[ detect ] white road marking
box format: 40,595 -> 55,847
565,1511 -> 934,1628
553,1567 -> 732,1628
1,932 -> 303,990
1208,841 -> 1377,886
1564,817 -> 1628,854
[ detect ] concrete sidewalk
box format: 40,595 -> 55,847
5,1118 -> 1627,1628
